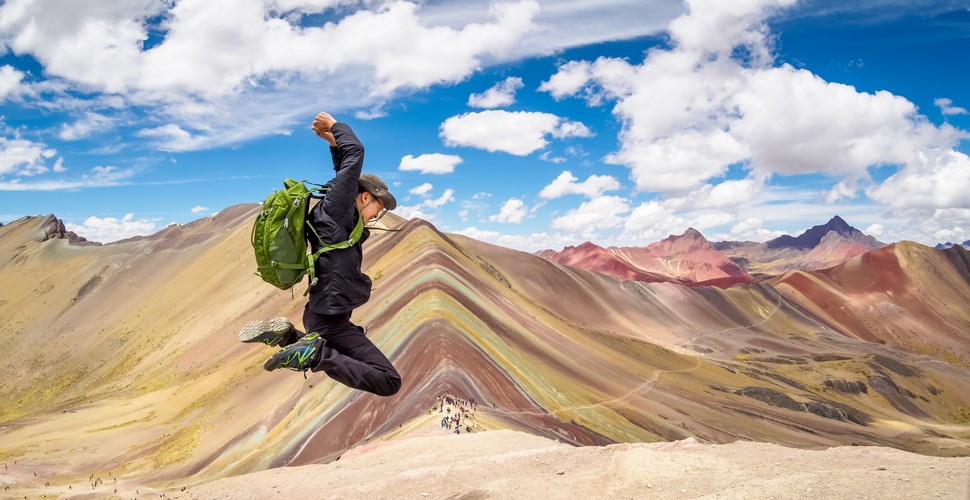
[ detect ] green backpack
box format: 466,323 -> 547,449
251,178 -> 364,293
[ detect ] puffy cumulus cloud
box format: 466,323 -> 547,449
865,223 -> 885,237
721,217 -> 787,242
468,76 -> 523,108
935,98 -> 967,116
623,201 -> 685,239
0,136 -> 57,176
440,110 -> 591,155
882,207 -> 970,246
539,60 -> 593,100
399,153 -> 463,175
824,177 -> 858,204
65,213 -> 159,243
539,0 -> 968,206
551,195 -> 629,235
867,149 -> 970,209
191,205 -> 209,213
0,0 -> 540,149
538,56 -> 638,105
0,65 -> 25,100
621,199 -> 736,242
662,174 -> 767,210
0,0 -> 163,94
489,198 -> 527,223
0,0 -> 539,98
539,170 -> 620,199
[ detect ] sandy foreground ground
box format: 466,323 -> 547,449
178,419 -> 970,500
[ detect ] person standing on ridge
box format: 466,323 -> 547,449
238,111 -> 401,397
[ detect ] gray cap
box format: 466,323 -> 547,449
358,173 -> 396,210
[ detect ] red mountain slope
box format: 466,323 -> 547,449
538,229 -> 756,287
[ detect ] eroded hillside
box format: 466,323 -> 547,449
1,208 -> 969,496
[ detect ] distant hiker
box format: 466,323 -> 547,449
239,111 -> 401,397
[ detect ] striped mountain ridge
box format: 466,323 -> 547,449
1,207 -> 969,493
540,217 -> 888,284
536,228 -> 756,287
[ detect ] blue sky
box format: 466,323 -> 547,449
0,0 -> 968,251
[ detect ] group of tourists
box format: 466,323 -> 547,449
432,393 -> 482,435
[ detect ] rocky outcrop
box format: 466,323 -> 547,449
824,379 -> 868,394
40,215 -> 101,246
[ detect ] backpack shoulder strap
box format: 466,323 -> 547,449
303,207 -> 365,296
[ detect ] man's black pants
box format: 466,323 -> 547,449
301,305 -> 401,397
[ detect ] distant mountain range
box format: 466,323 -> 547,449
539,216 -> 887,283
937,241 -> 970,250
537,227 -> 757,288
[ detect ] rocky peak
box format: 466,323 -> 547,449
41,215 -> 101,247
765,216 -> 881,251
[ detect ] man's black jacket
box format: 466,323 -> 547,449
306,122 -> 372,315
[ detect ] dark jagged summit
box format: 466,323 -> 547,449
41,215 -> 101,246
765,216 -> 881,250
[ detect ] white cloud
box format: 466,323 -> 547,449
539,170 -> 620,199
136,123 -> 208,152
541,0 -> 968,202
456,226 -> 578,253
59,112 -> 115,140
468,76 -> 524,108
824,177 -> 858,204
619,199 -> 737,243
419,1 -> 682,63
393,205 -> 436,222
0,165 -> 135,191
934,226 -> 968,243
489,198 -> 527,223
409,182 -> 434,197
865,223 -> 884,237
0,65 -> 25,101
0,136 -> 57,176
867,149 -> 970,209
0,0 -> 540,99
539,60 -> 592,100
440,110 -> 592,155
426,188 -> 455,208
723,217 -> 787,242
396,185 -> 455,220
624,201 -> 684,237
663,174 -> 768,210
65,213 -> 159,243
0,0 -> 542,151
935,97 -> 967,116
399,153 -> 463,175
191,205 -> 209,213
538,151 -> 566,163
551,195 -> 629,235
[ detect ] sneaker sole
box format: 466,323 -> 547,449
239,317 -> 292,345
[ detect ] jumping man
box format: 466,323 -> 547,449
239,111 -> 402,397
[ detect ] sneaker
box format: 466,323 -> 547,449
263,332 -> 324,373
239,317 -> 296,347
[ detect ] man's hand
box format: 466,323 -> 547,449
312,112 -> 337,146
